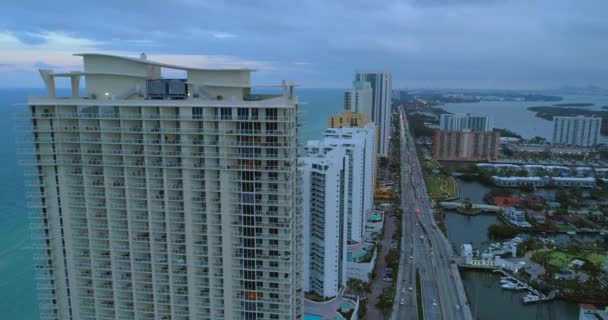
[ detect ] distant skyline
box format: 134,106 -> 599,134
1,0 -> 607,89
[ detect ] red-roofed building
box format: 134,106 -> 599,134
492,196 -> 522,209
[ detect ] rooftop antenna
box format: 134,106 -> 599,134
140,53 -> 147,60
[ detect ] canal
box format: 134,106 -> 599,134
444,178 -> 582,319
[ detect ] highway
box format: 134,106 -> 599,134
393,106 -> 473,320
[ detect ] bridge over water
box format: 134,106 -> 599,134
438,202 -> 501,212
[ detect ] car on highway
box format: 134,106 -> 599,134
382,277 -> 392,282
400,299 -> 405,305
432,299 -> 438,307
402,287 -> 406,293
456,305 -> 460,310
408,287 -> 413,291
409,255 -> 413,260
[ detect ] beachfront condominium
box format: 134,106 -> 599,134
552,116 -> 602,147
300,147 -> 348,298
439,113 -> 494,132
22,53 -> 302,320
354,71 -> 392,157
308,124 -> 375,243
344,80 -> 373,122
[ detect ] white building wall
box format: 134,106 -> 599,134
301,147 -> 349,298
552,116 -> 602,146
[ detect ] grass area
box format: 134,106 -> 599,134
425,175 -> 458,200
554,224 -> 577,232
416,269 -> 423,320
532,249 -> 607,270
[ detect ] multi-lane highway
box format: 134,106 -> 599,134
393,106 -> 473,320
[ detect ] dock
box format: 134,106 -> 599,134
493,269 -> 557,304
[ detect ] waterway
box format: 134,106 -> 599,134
441,93 -> 608,143
461,271 -> 579,320
445,178 -> 591,319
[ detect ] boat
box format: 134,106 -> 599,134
566,231 -> 576,235
522,294 -> 541,303
501,283 -> 518,290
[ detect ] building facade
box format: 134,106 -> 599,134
304,123 -> 375,244
344,81 -> 373,122
354,71 -> 392,157
432,130 -> 500,161
328,109 -> 370,129
301,148 -> 348,298
22,53 -> 302,320
439,114 -> 493,132
552,116 -> 602,146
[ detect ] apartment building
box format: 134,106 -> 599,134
344,80 -> 373,122
21,53 -> 302,320
439,114 -> 494,132
301,147 -> 348,298
552,116 -> 602,146
304,124 -> 375,243
433,130 -> 500,161
354,71 -> 392,157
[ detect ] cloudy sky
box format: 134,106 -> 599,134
0,0 -> 607,89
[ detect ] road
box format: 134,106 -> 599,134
393,106 -> 473,320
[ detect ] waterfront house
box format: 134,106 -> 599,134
552,177 -> 597,188
503,207 -> 532,228
527,210 -> 547,223
493,196 -> 522,208
492,176 -> 547,187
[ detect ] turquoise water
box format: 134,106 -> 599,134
304,314 -> 323,320
0,88 -> 344,319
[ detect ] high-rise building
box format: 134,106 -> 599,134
354,71 -> 392,156
439,114 -> 493,132
300,147 -> 348,298
344,81 -> 373,122
22,53 -> 302,320
307,124 -> 375,243
432,130 -> 500,161
552,116 -> 602,146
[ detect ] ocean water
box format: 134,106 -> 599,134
0,87 -> 344,319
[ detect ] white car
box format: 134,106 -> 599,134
400,299 -> 405,305
402,288 -> 406,293
408,287 -> 413,291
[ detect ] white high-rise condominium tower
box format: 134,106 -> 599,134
313,124 -> 375,243
439,114 -> 494,132
552,116 -> 602,146
300,147 -> 348,298
344,80 -> 373,121
354,71 -> 392,157
21,53 -> 302,320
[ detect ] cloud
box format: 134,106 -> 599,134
210,32 -> 236,39
0,0 -> 607,88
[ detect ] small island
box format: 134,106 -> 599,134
552,103 -> 595,107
